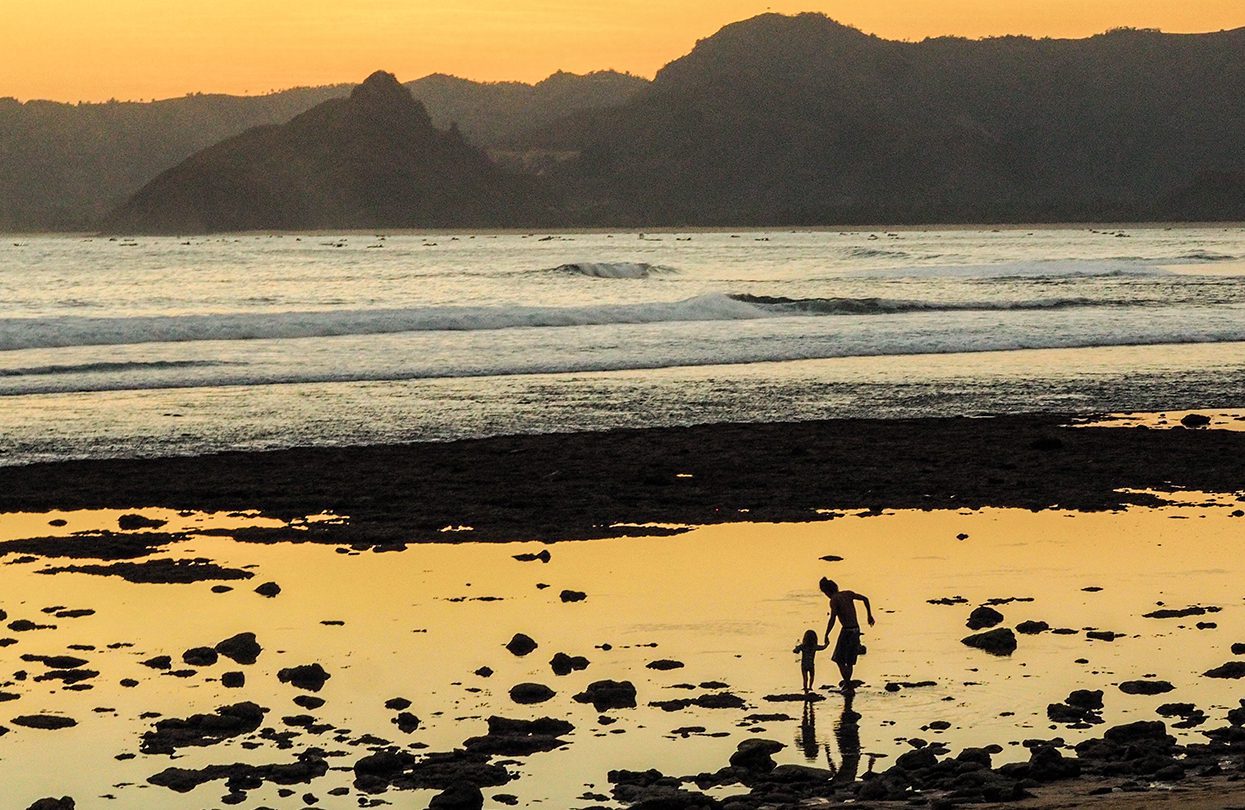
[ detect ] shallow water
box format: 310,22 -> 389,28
1,498 -> 1243,807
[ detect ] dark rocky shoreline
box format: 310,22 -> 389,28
1,413 -> 1243,547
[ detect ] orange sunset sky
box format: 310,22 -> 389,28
3,1 -> 1244,103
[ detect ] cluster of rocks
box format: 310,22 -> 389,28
606,705 -> 1245,808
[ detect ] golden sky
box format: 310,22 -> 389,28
3,1 -> 1244,103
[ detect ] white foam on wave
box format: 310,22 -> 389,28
843,259 -> 1173,279
552,262 -> 677,279
4,304 -> 1245,397
0,294 -> 770,352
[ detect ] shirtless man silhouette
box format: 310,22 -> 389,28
821,577 -> 875,690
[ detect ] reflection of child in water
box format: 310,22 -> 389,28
794,628 -> 829,692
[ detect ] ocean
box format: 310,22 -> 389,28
2,226 -> 1244,465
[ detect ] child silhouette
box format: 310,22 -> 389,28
794,628 -> 829,692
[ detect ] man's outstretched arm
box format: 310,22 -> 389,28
824,607 -> 838,643
857,594 -> 876,626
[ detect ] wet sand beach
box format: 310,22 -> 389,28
0,414 -> 1243,807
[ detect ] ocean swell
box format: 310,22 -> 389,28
0,293 -> 1159,351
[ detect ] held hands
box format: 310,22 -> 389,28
868,615 -> 876,627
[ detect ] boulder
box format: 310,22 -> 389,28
1204,661 -> 1245,679
966,606 -> 1004,630
182,647 -> 218,667
215,632 -> 262,665
574,680 -> 637,711
509,683 -> 555,705
254,582 -> 281,598
961,628 -> 1017,656
728,739 -> 784,772
1119,680 -> 1174,695
550,652 -> 589,676
505,633 -> 538,657
429,783 -> 483,810
277,663 -> 331,692
27,800 -> 74,810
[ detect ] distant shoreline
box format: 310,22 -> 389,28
3,412 -> 1243,546
6,221 -> 1244,239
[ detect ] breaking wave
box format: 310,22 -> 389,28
0,294 -> 1142,352
551,262 -> 678,279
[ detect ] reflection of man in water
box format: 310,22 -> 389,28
831,691 -> 862,784
800,694 -> 871,785
820,577 -> 876,689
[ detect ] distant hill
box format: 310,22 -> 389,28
0,71 -> 644,231
531,13 -> 1245,225
10,13 -> 1245,230
106,72 -> 555,233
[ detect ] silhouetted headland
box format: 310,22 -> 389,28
103,72 -> 557,233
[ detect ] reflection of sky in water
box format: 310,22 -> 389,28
0,501 -> 1243,807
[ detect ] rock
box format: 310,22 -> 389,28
509,683 -> 555,704
221,671 -> 245,688
729,739 -> 784,772
20,654 -> 88,669
1102,720 -> 1171,745
1180,413 -> 1211,428
292,695 -> 324,710
118,513 -> 167,530
474,666 -> 493,678
394,712 -> 421,733
1119,680 -> 1174,695
141,655 -> 172,670
11,714 -> 76,730
559,590 -> 587,603
928,596 -> 969,605
39,557 -> 252,584
512,550 -> 551,563
147,754 -> 328,793
26,800 -> 74,810
215,632 -> 262,664
646,659 -> 685,671
1067,689 -> 1105,711
764,692 -> 825,703
1204,661 -> 1245,679
1028,746 -> 1081,781
254,582 -> 281,597
1233,643 -> 1245,655
1016,620 -> 1051,634
549,652 -> 589,676
463,716 -> 574,756
1156,703 -> 1197,717
652,692 -> 747,711
140,702 -> 267,754
885,680 -> 937,692
429,783 -> 483,810
277,663 -> 331,692
961,628 -> 1017,656
966,606 -> 1004,630
1087,630 -> 1122,641
7,619 -> 54,632
574,680 -> 637,711
505,633 -> 538,656
896,747 -> 939,771
1143,605 -> 1219,619
182,647 -> 218,666
385,697 -> 412,711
